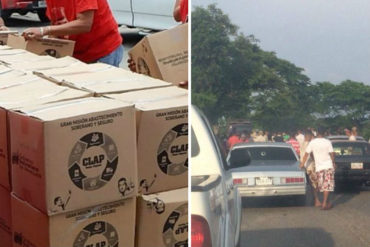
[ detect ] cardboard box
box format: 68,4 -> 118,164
0,79 -> 91,190
9,97 -> 137,215
7,34 -> 75,58
0,185 -> 12,247
136,188 -> 188,247
0,51 -> 55,66
134,96 -> 188,194
10,56 -> 83,71
0,31 -> 19,45
129,23 -> 188,85
107,86 -> 188,104
39,65 -> 172,95
12,194 -> 136,247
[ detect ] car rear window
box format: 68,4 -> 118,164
333,142 -> 369,156
245,147 -> 297,161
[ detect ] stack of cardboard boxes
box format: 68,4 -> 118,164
0,23 -> 188,247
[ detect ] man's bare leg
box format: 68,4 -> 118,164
313,188 -> 321,207
322,191 -> 332,209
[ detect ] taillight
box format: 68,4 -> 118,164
281,177 -> 304,184
192,215 -> 212,247
233,178 -> 242,184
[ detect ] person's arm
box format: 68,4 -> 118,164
23,10 -> 94,39
299,152 -> 309,169
173,0 -> 182,22
0,17 -> 8,31
330,152 -> 336,169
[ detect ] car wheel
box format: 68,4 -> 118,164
37,9 -> 49,22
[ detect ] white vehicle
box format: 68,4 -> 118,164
227,142 -> 307,202
191,105 -> 242,247
108,0 -> 178,30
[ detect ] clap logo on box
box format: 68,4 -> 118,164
157,123 -> 188,176
68,132 -> 119,191
162,203 -> 188,247
73,221 -> 119,247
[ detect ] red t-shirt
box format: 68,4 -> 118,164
228,135 -> 240,150
180,0 -> 188,23
46,0 -> 122,63
287,138 -> 300,155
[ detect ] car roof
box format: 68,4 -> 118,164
330,139 -> 368,144
232,142 -> 292,149
326,135 -> 365,141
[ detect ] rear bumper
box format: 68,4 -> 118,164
335,169 -> 370,182
237,185 -> 306,197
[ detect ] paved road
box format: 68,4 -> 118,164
4,13 -> 143,70
239,185 -> 370,247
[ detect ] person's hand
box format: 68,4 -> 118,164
0,25 -> 9,31
23,27 -> 44,40
333,162 -> 336,170
127,57 -> 136,72
299,162 -> 305,170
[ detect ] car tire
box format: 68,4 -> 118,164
37,9 -> 49,22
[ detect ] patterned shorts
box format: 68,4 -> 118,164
306,162 -> 318,189
316,169 -> 335,192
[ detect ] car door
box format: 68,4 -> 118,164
210,131 -> 240,245
132,0 -> 178,30
107,0 -> 133,26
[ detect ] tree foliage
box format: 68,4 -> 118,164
192,5 -> 370,139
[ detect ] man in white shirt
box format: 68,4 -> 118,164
300,128 -> 336,210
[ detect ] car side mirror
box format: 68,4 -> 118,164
229,148 -> 251,169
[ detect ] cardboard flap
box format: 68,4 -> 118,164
18,97 -> 133,121
136,96 -> 188,111
142,188 -> 188,204
108,86 -> 188,104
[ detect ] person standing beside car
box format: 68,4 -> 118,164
300,128 -> 336,210
174,0 -> 188,23
22,0 -> 123,67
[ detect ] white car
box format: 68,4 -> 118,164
108,0 -> 178,30
227,142 -> 307,202
191,105 -> 242,247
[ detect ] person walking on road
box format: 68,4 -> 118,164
286,133 -> 300,156
300,128 -> 336,210
22,0 -> 123,67
300,130 -> 321,207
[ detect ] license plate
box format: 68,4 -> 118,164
256,177 -> 273,186
38,1 -> 47,7
351,163 -> 363,169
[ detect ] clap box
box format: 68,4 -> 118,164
41,65 -> 172,95
136,188 -> 188,247
9,97 -> 137,215
134,96 -> 188,194
129,24 -> 188,85
12,194 -> 136,247
7,34 -> 75,58
0,30 -> 19,45
0,185 -> 11,247
0,78 -> 91,190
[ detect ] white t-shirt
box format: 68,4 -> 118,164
305,138 -> 334,171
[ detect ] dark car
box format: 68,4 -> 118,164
332,140 -> 370,185
327,135 -> 365,141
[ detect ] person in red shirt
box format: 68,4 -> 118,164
227,130 -> 241,150
174,0 -> 188,23
286,133 -> 301,156
22,0 -> 123,67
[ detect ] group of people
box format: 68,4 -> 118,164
0,0 -> 188,68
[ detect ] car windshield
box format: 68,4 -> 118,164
245,147 -> 297,161
333,142 -> 369,156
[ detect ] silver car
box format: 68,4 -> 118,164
227,142 -> 307,201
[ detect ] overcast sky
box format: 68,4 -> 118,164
192,0 -> 370,84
